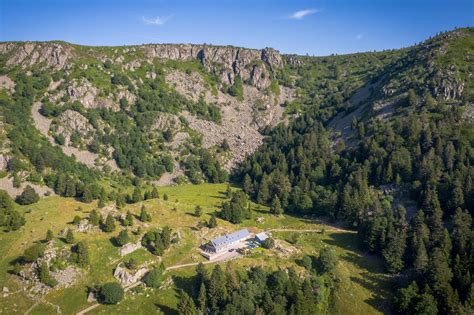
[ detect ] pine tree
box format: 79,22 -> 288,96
208,265 -> 227,311
131,187 -> 143,203
45,229 -> 54,242
82,186 -> 93,203
413,239 -> 428,273
196,262 -> 208,287
73,215 -> 81,225
89,209 -> 100,226
102,214 -> 116,232
98,198 -> 105,208
414,291 -> 438,314
71,241 -> 89,267
65,229 -> 74,244
225,184 -> 232,197
115,230 -> 130,246
177,290 -> 197,315
151,186 -> 159,199
139,206 -> 151,222
243,174 -> 253,195
116,194 -> 126,209
257,175 -> 270,204
208,214 -> 217,228
271,196 -> 283,216
198,282 -> 207,314
194,205 -> 203,217
123,210 -> 134,226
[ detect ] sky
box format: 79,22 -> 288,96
0,0 -> 472,56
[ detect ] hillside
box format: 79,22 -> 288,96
0,27 -> 473,315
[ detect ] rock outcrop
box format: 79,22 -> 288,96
0,42 -> 71,70
113,263 -> 148,286
119,242 -> 143,256
56,110 -> 95,145
144,44 -> 283,89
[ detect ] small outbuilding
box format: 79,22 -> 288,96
255,232 -> 269,244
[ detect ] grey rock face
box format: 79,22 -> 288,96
143,44 -> 283,89
0,42 -> 70,69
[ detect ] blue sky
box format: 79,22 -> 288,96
0,0 -> 472,56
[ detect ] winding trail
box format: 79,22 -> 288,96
31,102 -> 119,171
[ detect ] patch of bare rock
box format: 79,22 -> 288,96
0,75 -> 15,93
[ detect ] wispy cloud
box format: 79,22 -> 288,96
289,9 -> 319,20
355,33 -> 365,40
142,15 -> 172,26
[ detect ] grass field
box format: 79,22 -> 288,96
0,183 -> 392,314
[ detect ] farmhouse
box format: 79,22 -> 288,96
201,229 -> 251,259
209,229 -> 250,253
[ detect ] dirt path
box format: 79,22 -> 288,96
268,227 -> 350,233
75,252 -> 239,315
31,102 -> 119,171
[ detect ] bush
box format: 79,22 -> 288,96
99,282 -> 124,304
261,237 -> 275,249
23,243 -> 45,263
124,258 -> 138,270
115,230 -> 130,246
71,241 -> 89,267
38,262 -> 58,287
102,214 -> 116,232
143,267 -> 164,288
16,185 -> 40,205
318,247 -> 338,273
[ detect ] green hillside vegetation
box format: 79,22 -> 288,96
237,28 -> 474,314
0,184 -> 389,314
0,27 -> 472,314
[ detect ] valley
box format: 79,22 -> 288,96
0,25 -> 472,315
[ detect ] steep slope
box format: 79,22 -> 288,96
0,41 -> 295,193
237,27 -> 474,314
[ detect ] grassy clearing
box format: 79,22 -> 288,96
0,183 -> 391,314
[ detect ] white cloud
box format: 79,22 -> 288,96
289,9 -> 319,20
355,33 -> 364,40
142,15 -> 172,26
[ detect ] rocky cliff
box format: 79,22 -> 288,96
143,44 -> 282,89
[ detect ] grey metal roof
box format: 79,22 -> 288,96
211,229 -> 250,247
255,232 -> 269,242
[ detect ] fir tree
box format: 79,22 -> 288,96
45,229 -> 54,242
65,229 -> 75,244
177,290 -> 197,315
271,195 -> 283,216
102,214 -> 116,232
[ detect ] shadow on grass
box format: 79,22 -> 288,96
155,303 -> 177,315
350,272 -> 392,313
172,274 -> 199,297
323,232 -> 363,252
324,232 -> 393,313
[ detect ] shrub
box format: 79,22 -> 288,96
65,229 -> 75,244
23,243 -> 45,263
261,237 -> 275,249
102,214 -> 116,232
99,282 -> 124,304
115,230 -> 130,246
143,267 -> 164,288
71,241 -> 89,267
16,185 -> 39,205
38,262 -> 58,287
318,247 -> 338,273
